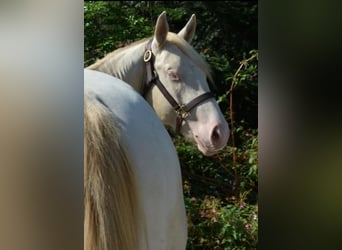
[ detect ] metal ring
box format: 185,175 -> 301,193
175,105 -> 184,115
182,111 -> 190,119
144,50 -> 152,62
175,105 -> 191,120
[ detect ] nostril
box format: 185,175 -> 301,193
211,126 -> 220,144
209,122 -> 229,150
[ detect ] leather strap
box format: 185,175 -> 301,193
142,39 -> 155,96
182,92 -> 214,113
175,92 -> 214,133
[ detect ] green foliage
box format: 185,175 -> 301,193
84,1 -> 154,66
84,1 -> 258,249
185,196 -> 258,249
177,126 -> 258,249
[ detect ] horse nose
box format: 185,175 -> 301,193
210,123 -> 229,149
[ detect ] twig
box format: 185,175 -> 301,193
228,53 -> 257,197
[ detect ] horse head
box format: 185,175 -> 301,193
145,12 -> 229,156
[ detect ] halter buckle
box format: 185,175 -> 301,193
175,105 -> 191,119
153,70 -> 158,78
144,50 -> 152,62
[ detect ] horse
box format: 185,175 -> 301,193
87,11 -> 229,156
84,69 -> 187,250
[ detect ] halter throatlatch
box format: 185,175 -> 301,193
142,39 -> 214,134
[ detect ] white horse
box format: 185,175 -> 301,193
84,69 -> 187,250
87,11 -> 229,156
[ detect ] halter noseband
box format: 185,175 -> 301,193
142,39 -> 214,134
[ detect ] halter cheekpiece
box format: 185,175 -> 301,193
142,39 -> 214,134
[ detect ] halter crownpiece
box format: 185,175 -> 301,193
143,39 -> 214,134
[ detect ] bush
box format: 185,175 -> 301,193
185,196 -> 258,249
176,125 -> 258,249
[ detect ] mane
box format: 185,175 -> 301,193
166,32 -> 213,83
87,38 -> 149,70
88,33 -> 213,83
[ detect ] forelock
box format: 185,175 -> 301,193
166,32 -> 213,82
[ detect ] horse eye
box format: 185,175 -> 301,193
168,71 -> 180,81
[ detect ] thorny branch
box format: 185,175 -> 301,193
228,53 -> 257,196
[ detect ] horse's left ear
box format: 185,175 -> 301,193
154,11 -> 169,48
178,14 -> 196,43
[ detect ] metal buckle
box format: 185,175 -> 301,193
144,50 -> 152,62
175,105 -> 190,119
153,70 -> 158,78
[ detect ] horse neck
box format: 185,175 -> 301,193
88,40 -> 147,93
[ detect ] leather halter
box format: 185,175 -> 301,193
142,39 -> 214,134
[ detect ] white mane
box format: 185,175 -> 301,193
88,33 -> 213,83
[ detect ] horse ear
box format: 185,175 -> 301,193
154,11 -> 169,48
178,14 -> 196,43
